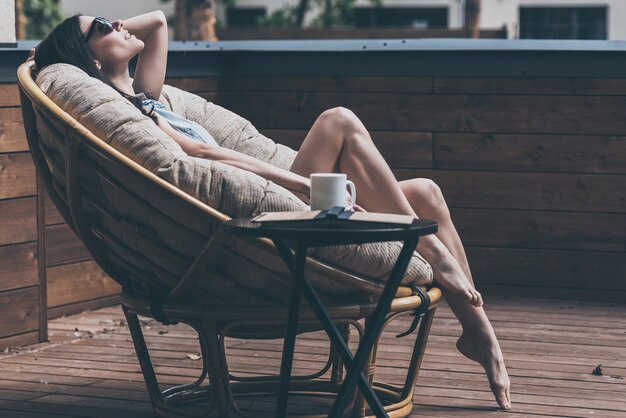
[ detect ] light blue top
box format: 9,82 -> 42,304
141,97 -> 219,147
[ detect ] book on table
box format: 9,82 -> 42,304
251,206 -> 415,228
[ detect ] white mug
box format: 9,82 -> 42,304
310,173 -> 356,211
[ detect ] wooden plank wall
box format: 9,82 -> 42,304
43,190 -> 120,319
1,71 -> 624,351
0,83 -> 41,348
167,75 -> 626,302
0,82 -> 120,348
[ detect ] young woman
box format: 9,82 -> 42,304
33,12 -> 511,410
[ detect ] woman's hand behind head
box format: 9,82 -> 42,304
26,48 -> 36,67
79,15 -> 145,69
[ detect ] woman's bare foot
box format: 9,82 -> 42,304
418,236 -> 483,307
435,270 -> 483,307
456,332 -> 512,410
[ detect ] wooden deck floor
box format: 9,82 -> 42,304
0,296 -> 625,417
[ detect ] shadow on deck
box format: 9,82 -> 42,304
0,296 -> 625,417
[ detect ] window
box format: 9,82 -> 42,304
226,7 -> 266,28
354,7 -> 448,29
519,7 -> 607,40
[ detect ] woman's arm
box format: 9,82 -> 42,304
201,146 -> 312,202
116,11 -> 168,100
154,116 -> 311,201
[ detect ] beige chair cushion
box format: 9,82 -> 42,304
36,64 -> 433,296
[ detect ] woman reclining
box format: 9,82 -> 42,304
32,11 -> 512,410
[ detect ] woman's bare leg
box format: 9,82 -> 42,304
290,107 -> 482,306
400,179 -> 511,410
290,107 -> 511,409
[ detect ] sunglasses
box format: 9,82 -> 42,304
85,17 -> 114,43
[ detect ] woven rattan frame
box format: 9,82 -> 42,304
18,61 -> 442,417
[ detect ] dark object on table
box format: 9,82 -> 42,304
252,205 -> 417,229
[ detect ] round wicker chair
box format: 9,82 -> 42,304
17,60 -> 442,418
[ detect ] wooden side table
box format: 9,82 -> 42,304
224,217 -> 438,418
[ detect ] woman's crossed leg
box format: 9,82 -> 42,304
289,107 -> 512,410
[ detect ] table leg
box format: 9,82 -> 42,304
272,240 -> 387,417
275,241 -> 308,418
329,237 -> 420,418
300,275 -> 387,417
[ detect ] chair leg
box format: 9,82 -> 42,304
125,306 -> 219,417
401,308 -> 437,399
197,320 -> 233,417
122,303 -> 438,418
123,306 -> 164,406
330,323 -> 351,385
349,307 -> 435,418
368,307 -> 439,418
351,318 -> 378,418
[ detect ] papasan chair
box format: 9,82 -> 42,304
17,60 -> 442,418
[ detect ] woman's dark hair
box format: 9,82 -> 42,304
35,14 -> 156,119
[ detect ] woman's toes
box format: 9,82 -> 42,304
494,386 -> 512,410
468,289 -> 482,307
475,290 -> 483,307
505,387 -> 512,409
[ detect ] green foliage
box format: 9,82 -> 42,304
161,0 -> 236,8
220,0 -> 237,9
160,0 -> 380,30
25,0 -> 64,39
255,0 -> 381,29
255,5 -> 301,28
310,0 -> 356,28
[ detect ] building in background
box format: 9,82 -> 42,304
58,0 -> 626,40
60,0 -> 175,21
223,0 -> 625,39
480,0 -> 621,40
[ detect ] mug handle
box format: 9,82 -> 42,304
346,180 -> 356,211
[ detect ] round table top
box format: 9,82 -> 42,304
224,217 -> 438,246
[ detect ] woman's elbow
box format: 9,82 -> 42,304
188,143 -> 216,159
152,10 -> 167,26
